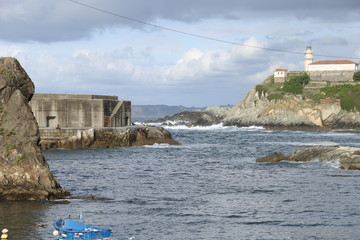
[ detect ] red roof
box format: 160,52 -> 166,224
275,69 -> 287,71
310,60 -> 359,65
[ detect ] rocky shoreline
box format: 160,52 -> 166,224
256,146 -> 360,170
39,126 -> 180,149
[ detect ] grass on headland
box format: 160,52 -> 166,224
255,73 -> 360,112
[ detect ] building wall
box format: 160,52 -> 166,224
110,101 -> 131,127
274,70 -> 287,83
30,94 -> 131,128
307,71 -> 355,82
308,64 -> 357,71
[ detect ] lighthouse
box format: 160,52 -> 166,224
304,46 -> 313,71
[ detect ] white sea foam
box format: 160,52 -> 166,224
143,143 -> 171,148
162,123 -> 240,131
325,158 -> 341,169
239,126 -> 265,131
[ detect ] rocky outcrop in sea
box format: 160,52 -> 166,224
256,146 -> 360,170
223,78 -> 360,130
145,106 -> 230,127
0,57 -> 69,200
40,126 -> 180,149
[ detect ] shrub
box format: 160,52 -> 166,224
267,93 -> 284,102
281,73 -> 309,95
341,95 -> 360,112
255,85 -> 267,98
321,84 -> 360,112
353,71 -> 360,82
321,84 -> 360,98
291,74 -> 310,85
282,80 -> 304,94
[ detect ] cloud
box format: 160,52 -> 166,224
0,0 -> 359,43
163,37 -> 268,84
0,36 -> 279,106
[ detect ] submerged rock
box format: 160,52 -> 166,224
256,146 -> 360,170
256,153 -> 289,163
0,57 -> 69,200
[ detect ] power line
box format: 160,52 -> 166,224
67,0 -> 360,60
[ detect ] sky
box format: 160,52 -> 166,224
1,0 -> 360,107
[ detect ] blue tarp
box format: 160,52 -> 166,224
54,219 -> 112,240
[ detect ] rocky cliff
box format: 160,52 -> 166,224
224,77 -> 360,129
145,106 -> 231,127
0,57 -> 69,200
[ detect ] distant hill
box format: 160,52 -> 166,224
132,105 -> 206,122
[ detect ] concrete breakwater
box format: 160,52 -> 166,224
39,126 -> 180,149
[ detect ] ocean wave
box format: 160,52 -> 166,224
140,123 -> 268,132
143,143 -> 172,148
239,126 -> 266,131
160,123 -> 229,130
324,158 -> 341,169
260,141 -> 339,147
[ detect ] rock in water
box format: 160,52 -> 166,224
0,57 -> 69,200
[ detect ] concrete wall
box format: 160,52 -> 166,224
30,94 -> 131,128
109,101 -> 131,127
308,71 -> 355,82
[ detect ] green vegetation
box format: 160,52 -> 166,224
256,73 -> 360,112
15,154 -> 25,164
282,74 -> 310,94
255,73 -> 309,101
5,70 -> 15,81
267,93 -> 284,102
6,130 -> 15,136
255,84 -> 267,98
353,71 -> 360,82
320,84 -> 360,112
5,144 -> 16,157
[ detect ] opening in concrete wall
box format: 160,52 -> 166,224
46,116 -> 56,128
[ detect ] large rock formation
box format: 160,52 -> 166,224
0,57 -> 69,200
145,106 -> 230,127
224,78 -> 360,130
39,126 -> 180,149
256,146 -> 360,170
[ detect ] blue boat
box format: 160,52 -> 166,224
53,218 -> 112,240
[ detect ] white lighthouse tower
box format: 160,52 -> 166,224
304,46 -> 313,71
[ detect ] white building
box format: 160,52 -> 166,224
273,69 -> 288,83
304,46 -> 313,71
304,46 -> 359,72
308,60 -> 359,71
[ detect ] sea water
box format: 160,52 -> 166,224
1,126 -> 360,240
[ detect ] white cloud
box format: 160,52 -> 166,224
163,37 -> 268,85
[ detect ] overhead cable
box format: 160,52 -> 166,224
66,0 -> 360,60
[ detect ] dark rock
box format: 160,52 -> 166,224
147,111 -> 223,127
0,57 -> 69,200
40,126 -> 180,149
289,147 -> 338,162
256,153 -> 290,163
257,146 -> 360,170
